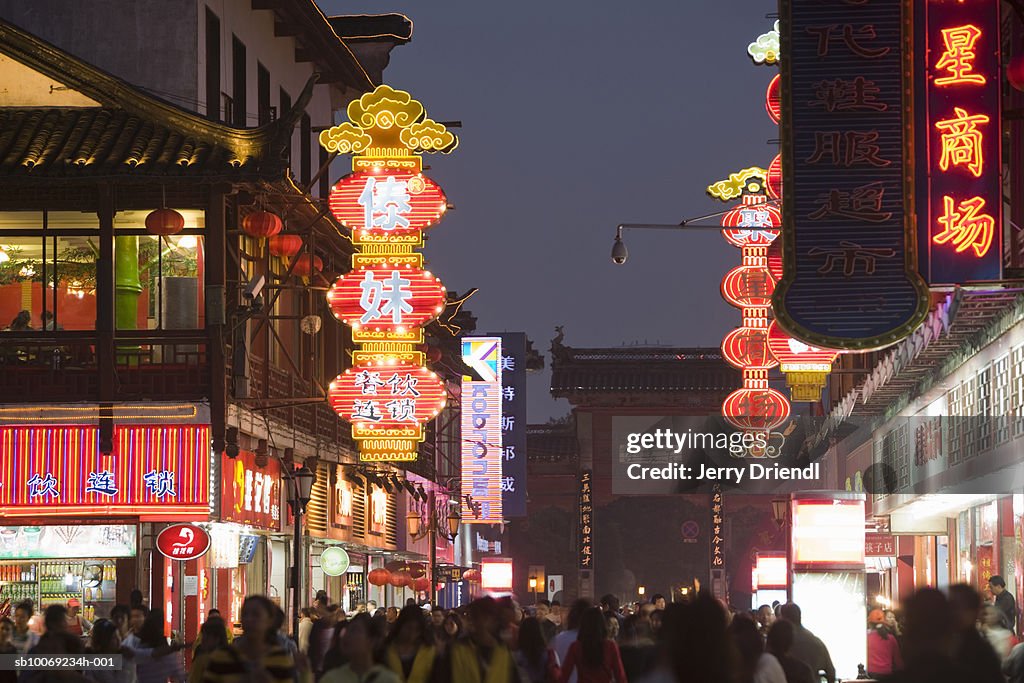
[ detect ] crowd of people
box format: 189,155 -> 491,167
0,581 -> 1019,683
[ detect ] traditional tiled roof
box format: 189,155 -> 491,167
328,14 -> 413,43
0,19 -> 313,182
527,424 -> 578,463
550,346 -> 739,395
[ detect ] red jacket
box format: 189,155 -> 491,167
560,640 -> 627,683
867,628 -> 903,675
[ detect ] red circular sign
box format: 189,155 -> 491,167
328,170 -> 447,241
327,263 -> 446,334
765,74 -> 781,124
156,523 -> 211,561
328,364 -> 447,432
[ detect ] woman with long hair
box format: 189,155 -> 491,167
135,609 -> 185,683
515,617 -> 560,683
202,595 -> 295,683
86,619 -> 131,683
559,607 -> 626,683
382,605 -> 437,683
190,616 -> 229,683
320,613 -> 399,683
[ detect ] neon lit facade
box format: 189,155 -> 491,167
320,86 -> 458,461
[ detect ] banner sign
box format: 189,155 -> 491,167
0,425 -> 210,520
221,451 -> 281,531
776,0 -> 929,350
461,337 -> 503,524
915,0 -> 1002,285
496,333 -> 527,517
579,470 -> 593,570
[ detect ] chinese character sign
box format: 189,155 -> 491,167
221,451 -> 281,531
916,0 -> 1002,284
461,337 -> 503,524
320,85 -> 458,462
579,470 -> 593,570
776,0 -> 929,350
496,333 -> 528,517
711,485 -> 724,568
0,425 -> 210,520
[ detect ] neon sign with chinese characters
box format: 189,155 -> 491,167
320,86 -> 458,461
917,2 -> 1002,284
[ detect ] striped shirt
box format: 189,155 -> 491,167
202,643 -> 295,683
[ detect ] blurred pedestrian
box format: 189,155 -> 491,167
11,601 -> 39,654
202,595 -> 296,683
778,604 -> 834,683
886,588 -> 972,683
866,608 -> 903,679
191,616 -> 230,683
135,609 -> 184,683
730,613 -> 784,683
765,620 -> 814,683
0,618 -> 17,683
948,583 -> 1002,683
553,600 -> 589,683
981,604 -> 1013,659
638,596 -> 736,683
618,613 -> 655,682
515,617 -> 560,683
559,607 -> 626,683
320,613 -> 398,683
535,600 -> 557,643
382,605 -> 437,682
86,618 -> 131,683
440,597 -> 519,682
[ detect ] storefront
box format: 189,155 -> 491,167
0,423 -> 211,637
209,449 -> 284,629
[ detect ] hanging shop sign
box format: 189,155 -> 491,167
0,525 -> 136,560
754,552 -> 788,588
460,337 -> 503,524
579,470 -> 593,570
0,425 -> 210,520
321,547 -> 351,577
791,497 -> 865,568
320,85 -> 457,462
156,523 -> 211,561
766,321 -> 839,402
915,0 -> 1002,285
221,451 -> 281,531
496,333 -> 528,518
865,533 -> 896,557
711,486 -> 724,568
333,467 -> 355,528
776,0 -> 929,350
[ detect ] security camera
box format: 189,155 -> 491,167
243,275 -> 266,300
611,235 -> 628,265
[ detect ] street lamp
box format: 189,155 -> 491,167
528,576 -> 538,604
407,487 -> 460,606
286,464 -> 316,642
610,201 -> 781,265
637,585 -> 646,599
771,496 -> 792,602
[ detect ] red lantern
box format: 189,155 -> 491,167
327,260 -> 446,336
412,576 -> 431,592
463,569 -> 481,583
389,570 -> 411,588
269,234 -> 303,258
766,154 -> 782,200
329,170 -> 448,241
328,364 -> 447,433
1010,53 -> 1024,92
720,196 -> 781,248
766,236 -> 783,282
722,387 -> 791,432
368,568 -> 391,586
721,264 -> 775,308
242,211 -> 283,239
145,208 -> 185,236
408,564 -> 426,580
765,74 -> 781,124
291,254 -> 323,278
721,327 -> 777,371
766,321 -> 839,371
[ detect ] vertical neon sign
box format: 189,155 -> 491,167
917,0 -> 1002,284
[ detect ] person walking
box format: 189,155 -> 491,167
382,605 -> 437,683
441,597 -> 520,683
990,575 -> 1018,635
134,609 -> 185,683
559,607 -> 627,683
0,618 -> 17,683
190,616 -> 230,683
320,613 -> 399,683
202,596 -> 296,683
778,604 -> 834,683
553,600 -> 590,683
981,605 -> 1013,660
297,608 -> 315,656
948,584 -> 1003,683
515,617 -> 560,683
765,620 -> 814,683
86,618 -> 132,683
866,609 -> 903,679
11,601 -> 40,654
730,614 -> 785,683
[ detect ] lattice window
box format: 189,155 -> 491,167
1013,345 -> 1024,438
993,354 -> 1010,445
352,483 -> 366,541
948,383 -> 963,465
970,367 -> 992,457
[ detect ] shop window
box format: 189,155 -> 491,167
114,234 -> 205,332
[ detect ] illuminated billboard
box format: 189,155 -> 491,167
461,337 -> 503,524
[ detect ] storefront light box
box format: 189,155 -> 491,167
0,525 -> 136,559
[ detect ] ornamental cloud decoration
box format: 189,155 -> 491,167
748,21 -> 780,65
400,119 -> 458,154
319,123 -> 372,155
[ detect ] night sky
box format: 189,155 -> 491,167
320,1 -> 780,421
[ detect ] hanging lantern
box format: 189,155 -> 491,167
720,194 -> 781,248
389,569 -> 411,588
145,208 -> 185,236
766,321 -> 840,402
327,261 -> 446,334
328,364 -> 447,434
765,74 -> 781,124
721,327 -> 777,370
766,154 -> 782,200
242,211 -> 283,239
291,254 -> 323,278
1010,53 -> 1024,92
462,568 -> 481,583
412,576 -> 431,592
408,564 -> 426,580
721,264 -> 775,308
722,386 -> 791,432
367,568 -> 391,586
269,234 -> 303,259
